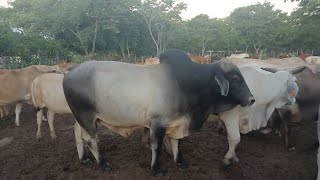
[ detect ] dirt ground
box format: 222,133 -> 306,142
0,104 -> 318,180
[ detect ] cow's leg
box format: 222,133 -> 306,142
141,127 -> 150,149
47,111 -> 57,139
80,124 -> 112,171
3,105 -> 9,117
74,121 -> 95,165
276,109 -> 295,151
168,138 -> 186,169
74,121 -> 87,163
36,108 -> 44,140
222,116 -> 240,168
73,112 -> 112,171
150,123 -> 166,176
163,136 -> 173,155
0,105 -> 9,118
0,106 -> 4,118
42,110 -> 48,122
15,103 -> 23,126
218,120 -> 226,134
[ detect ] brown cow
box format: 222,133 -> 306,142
57,62 -> 77,73
299,53 -> 311,60
191,55 -> 209,64
144,57 -> 159,65
262,65 -> 320,151
0,63 -> 75,126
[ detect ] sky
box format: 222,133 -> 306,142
0,0 -> 299,20
177,0 -> 299,20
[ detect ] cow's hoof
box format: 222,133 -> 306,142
15,123 -> 20,127
51,135 -> 57,139
221,159 -> 231,170
36,135 -> 42,141
151,169 -> 164,177
232,156 -> 239,163
100,159 -> 112,171
81,158 -> 93,165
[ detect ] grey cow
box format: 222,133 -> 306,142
62,49 -> 255,176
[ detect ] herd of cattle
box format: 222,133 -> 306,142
1,49 -> 320,178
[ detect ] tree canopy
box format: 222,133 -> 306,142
0,0 -> 319,68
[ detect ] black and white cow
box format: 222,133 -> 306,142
62,49 -> 255,176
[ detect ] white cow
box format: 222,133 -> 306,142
220,65 -> 302,166
31,73 -> 71,140
306,56 -> 320,65
227,53 -> 250,59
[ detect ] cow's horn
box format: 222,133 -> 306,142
288,66 -> 306,74
261,67 -> 278,73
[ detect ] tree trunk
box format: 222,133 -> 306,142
116,38 -> 126,61
145,19 -> 159,57
91,19 -> 98,55
126,39 -> 131,62
59,21 -> 88,58
253,44 -> 261,55
201,38 -> 206,56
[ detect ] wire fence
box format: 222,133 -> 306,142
0,54 -> 146,69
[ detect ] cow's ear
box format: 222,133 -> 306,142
215,74 -> 229,96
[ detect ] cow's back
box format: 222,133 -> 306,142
32,73 -> 70,114
64,61 -> 184,127
0,66 -> 43,104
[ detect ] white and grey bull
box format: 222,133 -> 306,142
62,49 -> 255,176
219,65 -> 303,167
31,73 -> 71,140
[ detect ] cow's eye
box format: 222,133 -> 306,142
232,75 -> 240,81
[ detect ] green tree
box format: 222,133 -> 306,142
289,0 -> 320,51
139,0 -> 186,57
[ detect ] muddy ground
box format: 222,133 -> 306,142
0,104 -> 318,180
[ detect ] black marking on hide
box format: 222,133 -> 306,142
175,140 -> 187,168
159,49 -> 253,132
63,62 -> 98,137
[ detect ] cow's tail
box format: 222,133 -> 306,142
64,64 -> 80,76
31,77 -> 40,110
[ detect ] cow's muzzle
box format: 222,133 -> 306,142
248,96 -> 255,106
240,96 -> 255,107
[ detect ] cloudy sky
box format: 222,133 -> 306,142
0,0 -> 299,20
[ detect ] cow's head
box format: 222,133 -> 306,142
214,60 -> 255,108
261,66 -> 305,105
